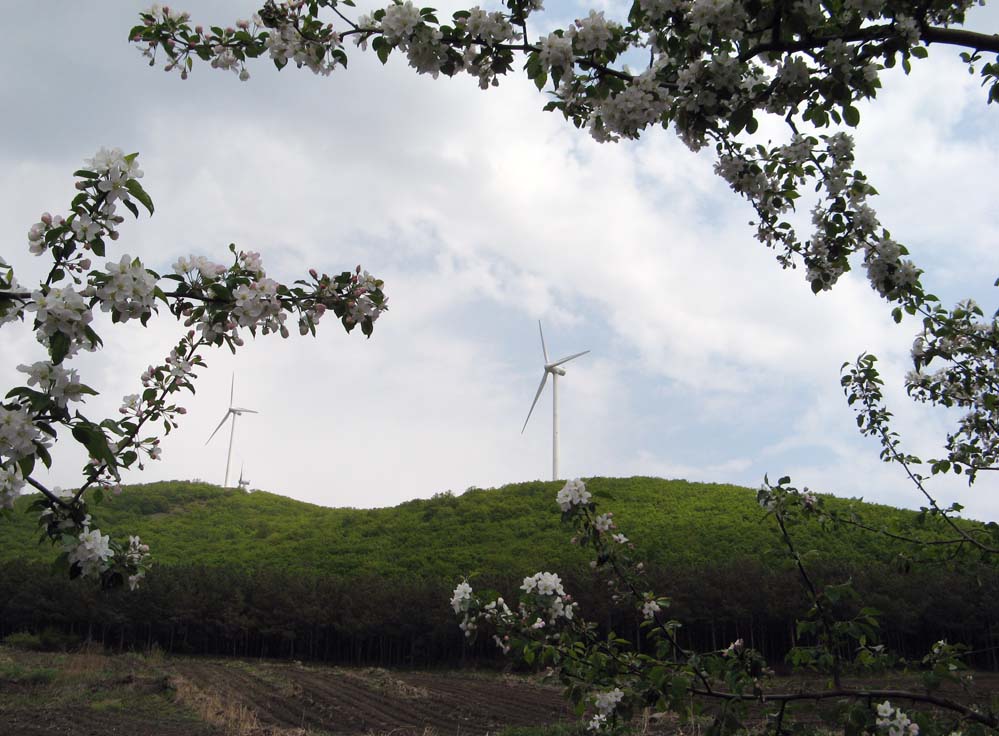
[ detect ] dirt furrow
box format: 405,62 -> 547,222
287,669 -> 442,733
174,660 -> 320,730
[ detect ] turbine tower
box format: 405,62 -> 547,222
206,375 -> 258,488
521,321 -> 589,481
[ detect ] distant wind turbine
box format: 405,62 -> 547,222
206,375 -> 258,488
521,321 -> 589,481
237,465 -> 250,491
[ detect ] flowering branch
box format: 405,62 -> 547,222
2,147 -> 388,589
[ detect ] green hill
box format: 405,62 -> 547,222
0,477 -> 948,578
1,478 -> 996,669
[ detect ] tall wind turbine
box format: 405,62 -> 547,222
206,375 -> 258,488
521,321 -> 589,481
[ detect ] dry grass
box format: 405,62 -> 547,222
169,673 -> 321,736
171,673 -> 266,736
346,667 -> 432,700
60,640 -> 110,677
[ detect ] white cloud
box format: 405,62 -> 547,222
1,1 -> 996,523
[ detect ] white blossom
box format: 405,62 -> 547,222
451,580 -> 473,613
568,11 -> 615,54
67,526 -> 113,577
381,1 -> 422,44
0,405 -> 47,463
16,361 -> 86,408
0,464 -> 25,509
556,478 -> 591,511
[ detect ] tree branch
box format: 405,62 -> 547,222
922,26 -> 999,54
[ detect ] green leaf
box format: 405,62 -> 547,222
125,179 -> 155,215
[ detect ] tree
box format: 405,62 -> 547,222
131,0 -> 999,730
6,0 -> 999,730
0,148 -> 387,588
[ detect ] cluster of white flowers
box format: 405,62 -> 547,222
521,571 -> 577,623
92,255 -> 158,321
67,526 -> 113,578
522,571 -> 565,596
450,580 -> 473,613
460,7 -> 517,45
0,405 -> 47,464
556,477 -> 591,511
538,32 -> 574,75
86,146 -> 144,182
405,26 -> 449,78
876,701 -> 919,736
173,254 -> 226,281
714,154 -> 772,200
266,22 -> 339,76
232,277 -> 288,336
587,688 -> 624,729
864,238 -> 919,298
642,598 -> 661,619
381,1 -> 423,43
612,532 -> 629,544
125,535 -> 151,590
16,361 -> 86,408
26,286 -> 95,355
591,70 -> 672,141
779,134 -> 814,165
28,213 -> 63,256
240,250 -> 265,277
568,10 -> 615,54
0,464 -> 25,509
593,512 -> 614,532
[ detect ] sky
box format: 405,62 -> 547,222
1,1 -> 998,521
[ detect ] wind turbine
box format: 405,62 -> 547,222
521,321 -> 589,481
206,375 -> 258,488
237,465 -> 250,491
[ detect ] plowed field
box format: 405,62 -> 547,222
0,647 -> 572,736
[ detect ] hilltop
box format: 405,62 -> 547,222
0,477 -> 942,578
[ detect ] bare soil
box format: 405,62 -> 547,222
2,647 -> 996,736
0,648 -> 571,736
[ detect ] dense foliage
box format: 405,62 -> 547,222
2,479 -> 996,670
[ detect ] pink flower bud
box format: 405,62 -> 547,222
176,407 -> 187,414
41,212 -> 52,225
79,258 -> 91,270
109,230 -> 119,240
309,268 -> 318,279
356,265 -> 361,274
195,25 -> 203,34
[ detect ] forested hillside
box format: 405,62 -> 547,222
1,478 -> 996,669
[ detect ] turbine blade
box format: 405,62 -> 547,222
538,321 -> 549,364
230,408 -> 259,414
229,374 -> 235,408
552,350 -> 590,367
521,372 -> 549,434
206,410 -> 233,444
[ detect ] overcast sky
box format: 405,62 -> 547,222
2,1 -> 998,521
